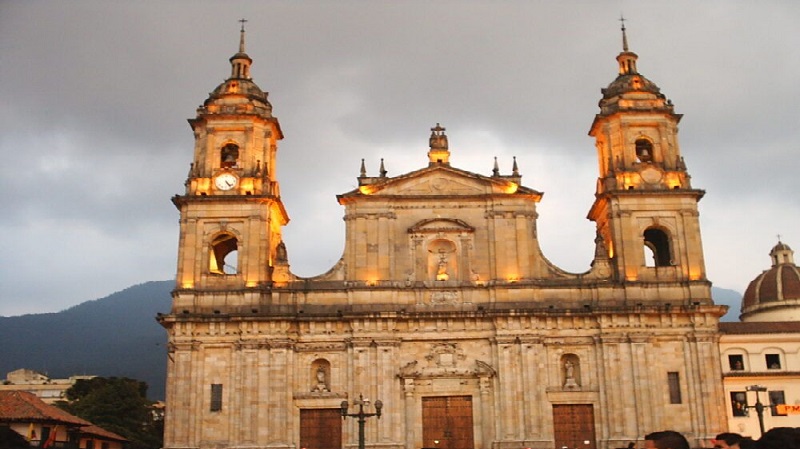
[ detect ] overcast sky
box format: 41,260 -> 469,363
1,1 -> 798,317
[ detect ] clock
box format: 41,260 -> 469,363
214,173 -> 238,191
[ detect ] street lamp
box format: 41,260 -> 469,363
746,385 -> 769,437
341,394 -> 383,449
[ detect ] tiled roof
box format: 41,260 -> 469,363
719,321 -> 800,334
0,391 -> 90,426
81,425 -> 127,442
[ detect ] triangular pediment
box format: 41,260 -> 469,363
360,166 -> 518,197
385,171 -> 488,195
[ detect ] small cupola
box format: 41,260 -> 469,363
427,123 -> 450,166
616,18 -> 638,75
771,240 -> 795,266
598,19 -> 667,105
230,19 -> 253,80
200,20 -> 273,115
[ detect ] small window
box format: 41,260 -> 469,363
728,354 -> 745,371
644,228 -> 672,267
210,384 -> 223,412
770,390 -> 787,416
667,372 -> 682,404
730,391 -> 748,417
766,354 -> 782,370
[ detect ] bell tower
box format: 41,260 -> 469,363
587,21 -> 708,295
171,22 -> 288,313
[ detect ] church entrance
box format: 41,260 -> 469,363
299,408 -> 342,449
422,396 -> 475,449
552,404 -> 596,449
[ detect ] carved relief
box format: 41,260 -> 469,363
398,349 -> 496,383
428,290 -> 460,305
426,342 -> 466,367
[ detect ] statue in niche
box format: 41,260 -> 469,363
312,366 -> 329,392
436,251 -> 449,281
563,359 -> 580,390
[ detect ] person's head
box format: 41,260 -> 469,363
713,432 -> 743,449
737,438 -> 756,449
643,431 -> 690,449
756,427 -> 800,449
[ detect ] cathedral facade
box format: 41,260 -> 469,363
159,26 -> 727,449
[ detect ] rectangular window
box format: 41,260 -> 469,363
667,372 -> 682,404
766,354 -> 782,369
770,390 -> 787,416
728,354 -> 744,371
730,391 -> 748,417
210,384 -> 223,412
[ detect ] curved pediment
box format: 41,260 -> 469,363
408,218 -> 474,234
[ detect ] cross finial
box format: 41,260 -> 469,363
237,19 -> 248,53
619,15 -> 629,52
778,234 -> 782,242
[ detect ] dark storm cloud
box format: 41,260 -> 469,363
1,1 -> 798,316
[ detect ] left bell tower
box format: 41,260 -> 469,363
171,21 -> 288,313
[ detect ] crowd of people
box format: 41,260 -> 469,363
640,428 -> 800,449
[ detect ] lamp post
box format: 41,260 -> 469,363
746,385 -> 769,437
341,394 -> 383,449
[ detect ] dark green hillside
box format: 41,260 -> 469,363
0,281 -> 172,400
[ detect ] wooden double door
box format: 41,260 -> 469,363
552,404 -> 596,449
422,396 -> 475,449
299,408 -> 342,449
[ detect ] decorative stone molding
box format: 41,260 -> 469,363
294,342 -> 348,352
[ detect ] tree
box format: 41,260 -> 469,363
57,377 -> 163,449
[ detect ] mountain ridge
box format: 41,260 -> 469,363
0,281 -> 173,400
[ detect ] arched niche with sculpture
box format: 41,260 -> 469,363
561,354 -> 581,390
428,239 -> 457,281
311,359 -> 331,392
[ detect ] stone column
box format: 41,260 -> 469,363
403,379 -> 416,449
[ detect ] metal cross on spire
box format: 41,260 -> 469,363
619,14 -> 629,52
238,18 -> 248,53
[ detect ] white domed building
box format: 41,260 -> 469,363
719,241 -> 800,436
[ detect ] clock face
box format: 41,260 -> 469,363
214,173 -> 238,191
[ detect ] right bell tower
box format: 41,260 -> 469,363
587,21 -> 709,294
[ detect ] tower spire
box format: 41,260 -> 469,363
615,16 -> 638,75
239,18 -> 248,53
619,15 -> 629,52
